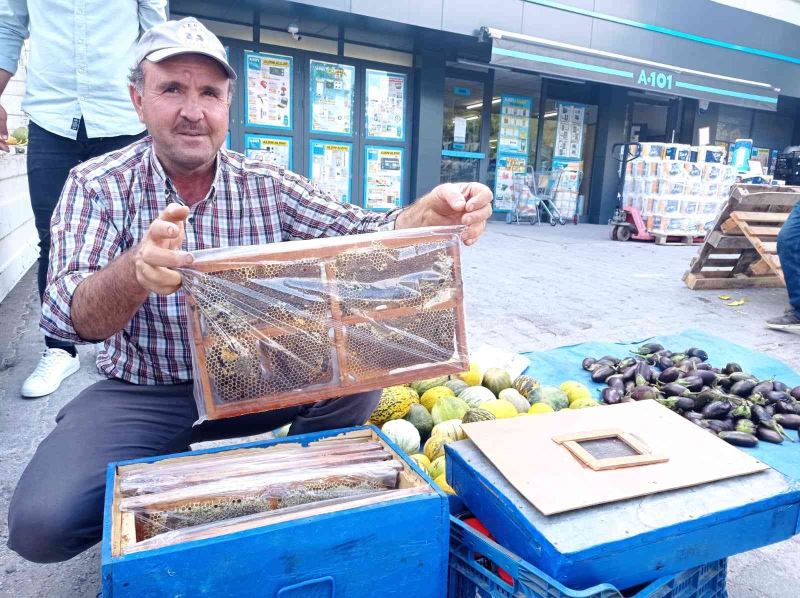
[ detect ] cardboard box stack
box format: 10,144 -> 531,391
622,143 -> 738,237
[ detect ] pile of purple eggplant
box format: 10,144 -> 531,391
582,343 -> 800,447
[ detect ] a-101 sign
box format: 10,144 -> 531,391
637,69 -> 674,91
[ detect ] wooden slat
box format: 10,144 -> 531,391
749,259 -> 772,276
684,272 -> 784,290
731,211 -> 790,223
706,231 -> 752,249
747,225 -> 782,236
702,258 -> 739,268
720,219 -> 741,234
757,241 -> 778,254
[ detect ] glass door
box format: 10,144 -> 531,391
441,75 -> 485,183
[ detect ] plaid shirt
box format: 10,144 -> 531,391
41,137 -> 398,385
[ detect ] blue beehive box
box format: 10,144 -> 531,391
447,438 -> 800,591
101,426 -> 449,597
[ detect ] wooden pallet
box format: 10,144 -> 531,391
653,233 -> 704,246
683,184 -> 800,290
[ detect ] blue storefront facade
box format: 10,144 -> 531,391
174,0 -> 800,223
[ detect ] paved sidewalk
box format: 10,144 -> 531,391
1,222 -> 798,596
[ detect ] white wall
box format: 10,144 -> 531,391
0,43 -> 36,303
710,0 -> 800,26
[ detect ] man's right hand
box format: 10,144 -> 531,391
0,104 -> 9,153
133,204 -> 194,295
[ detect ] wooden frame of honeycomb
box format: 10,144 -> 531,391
183,226 -> 468,420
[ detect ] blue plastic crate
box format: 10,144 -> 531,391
448,516 -> 727,598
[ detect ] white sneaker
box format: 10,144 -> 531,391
20,348 -> 81,398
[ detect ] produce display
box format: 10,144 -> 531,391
582,343 -> 800,447
368,363 -> 586,495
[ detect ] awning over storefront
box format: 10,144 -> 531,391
483,28 -> 780,111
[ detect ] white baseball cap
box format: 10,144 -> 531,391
135,17 -> 237,80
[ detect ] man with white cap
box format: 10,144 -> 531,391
7,18 -> 492,562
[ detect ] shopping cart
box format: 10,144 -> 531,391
549,167 -> 584,225
505,170 -> 541,225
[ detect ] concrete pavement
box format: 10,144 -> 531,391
1,221 -> 798,596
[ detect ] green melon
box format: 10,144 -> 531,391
431,395 -> 469,425
462,408 -> 496,423
498,388 -> 531,414
529,386 -> 569,411
458,386 -> 496,408
429,456 -> 446,480
482,368 -> 513,396
403,403 -> 434,441
431,419 -> 465,443
444,379 -> 470,396
410,376 -> 450,397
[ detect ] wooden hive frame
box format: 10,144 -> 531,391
110,428 -> 436,556
184,227 -> 469,419
683,184 -> 800,290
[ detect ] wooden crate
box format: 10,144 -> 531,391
683,184 -> 800,289
102,426 -> 449,597
182,226 -> 469,420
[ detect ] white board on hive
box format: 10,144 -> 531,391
461,400 -> 768,516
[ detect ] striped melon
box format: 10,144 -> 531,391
513,375 -> 540,399
381,419 -> 421,454
444,379 -> 470,396
431,395 -> 469,425
409,453 -> 431,474
458,386 -> 495,408
462,408 -> 496,423
499,388 -> 531,414
424,435 -> 447,461
429,456 -> 446,480
403,403 -> 434,441
370,386 -> 419,426
431,419 -> 465,443
482,368 -> 512,396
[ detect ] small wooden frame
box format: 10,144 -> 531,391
683,184 -> 800,290
183,226 -> 469,419
553,428 -> 668,471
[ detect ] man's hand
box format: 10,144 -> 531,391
395,182 -> 493,246
0,104 -> 9,153
134,204 -> 194,294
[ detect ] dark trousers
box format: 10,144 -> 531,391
778,201 -> 800,317
7,379 -> 380,563
27,120 -> 144,350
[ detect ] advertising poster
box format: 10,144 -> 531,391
498,95 -> 532,154
494,154 -> 527,212
364,146 -> 403,210
365,69 -> 406,140
245,51 -> 292,129
244,134 -> 292,169
310,140 -> 352,203
310,60 -> 355,135
554,101 -> 585,160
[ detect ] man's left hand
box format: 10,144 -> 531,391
396,182 -> 493,246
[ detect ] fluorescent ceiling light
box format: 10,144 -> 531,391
544,111 -> 557,118
466,97 -> 501,110
465,115 -> 480,121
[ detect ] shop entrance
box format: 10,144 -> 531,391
627,96 -> 682,144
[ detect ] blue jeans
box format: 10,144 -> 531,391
777,201 -> 800,317
27,120 -> 144,350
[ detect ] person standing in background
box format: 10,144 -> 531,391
0,0 -> 167,398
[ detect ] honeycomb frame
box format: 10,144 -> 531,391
183,227 -> 469,420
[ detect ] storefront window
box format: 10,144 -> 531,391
487,70 -> 541,210
442,78 -> 484,152
715,104 -> 751,145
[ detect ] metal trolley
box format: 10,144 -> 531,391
506,167 -> 583,226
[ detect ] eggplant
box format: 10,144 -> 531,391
630,386 -> 659,401
601,387 -> 621,405
675,396 -> 696,411
581,357 -> 597,371
792,386 -> 800,400
731,402 -> 751,420
637,343 -> 664,355
658,367 -> 681,384
774,401 -> 800,415
606,373 -> 625,387
773,381 -> 789,392
670,353 -> 686,365
684,411 -> 704,423
696,387 -> 724,409
634,362 -> 652,386
677,376 -> 704,392
624,380 -> 636,394
765,390 -> 790,404
724,362 -> 743,374
662,383 -> 691,398
591,366 -> 615,383
687,356 -> 705,367
704,419 -> 733,433
773,414 -> 800,430
695,370 -> 718,386
618,357 -> 638,370
729,372 -> 753,383
600,355 -> 621,365
730,379 -> 757,397
757,427 -> 784,444
765,405 -> 776,418
621,364 -> 637,382
751,404 -> 770,425
719,431 -> 758,448
619,395 -> 635,403
696,363 -> 713,371
749,392 -> 766,406
702,400 -> 732,419
715,377 -> 733,391
752,381 -> 774,395
685,347 -> 709,361
657,356 -> 674,370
